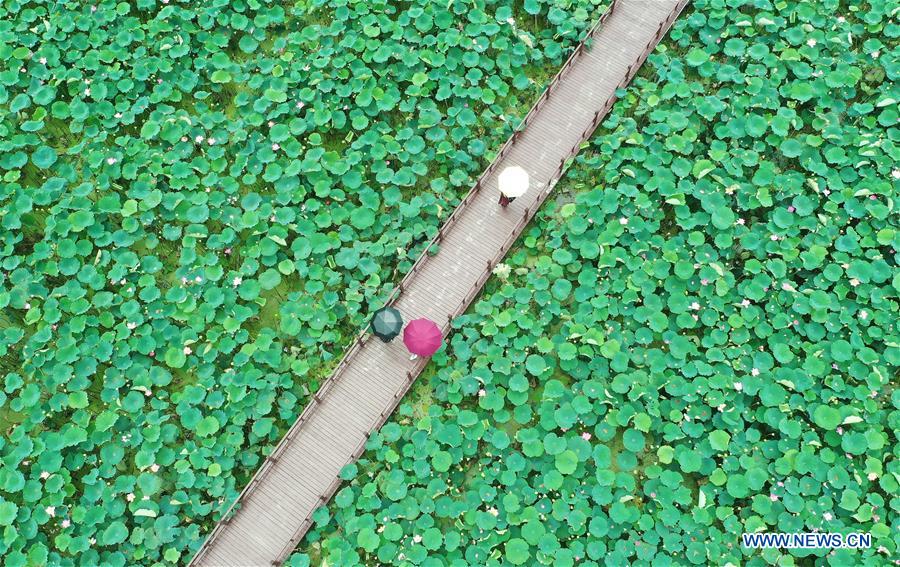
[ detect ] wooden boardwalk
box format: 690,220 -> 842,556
190,1 -> 690,564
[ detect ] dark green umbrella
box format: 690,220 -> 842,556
371,306 -> 403,342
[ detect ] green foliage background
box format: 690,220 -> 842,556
0,0 -> 898,566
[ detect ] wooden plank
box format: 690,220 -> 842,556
325,377 -> 386,412
331,368 -> 393,403
316,398 -> 375,432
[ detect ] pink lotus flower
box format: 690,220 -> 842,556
581,432 -> 592,441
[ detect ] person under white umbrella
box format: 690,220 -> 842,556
498,165 -> 529,208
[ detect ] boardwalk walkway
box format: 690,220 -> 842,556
191,1 -> 690,564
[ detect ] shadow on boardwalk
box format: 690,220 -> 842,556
191,0 -> 691,564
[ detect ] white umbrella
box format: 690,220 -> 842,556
498,166 -> 529,199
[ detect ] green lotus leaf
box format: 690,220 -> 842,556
555,450 -> 578,475
709,430 -> 730,451
196,416 -> 220,437
505,538 -> 530,565
812,406 -> 841,430
32,146 -> 57,169
0,500 -> 18,526
164,348 -> 186,369
101,521 -> 129,545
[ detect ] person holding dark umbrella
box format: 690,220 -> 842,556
370,306 -> 403,342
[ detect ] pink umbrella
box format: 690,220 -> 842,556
403,318 -> 442,357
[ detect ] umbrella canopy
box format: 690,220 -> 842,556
403,318 -> 442,356
371,307 -> 403,342
498,165 -> 529,198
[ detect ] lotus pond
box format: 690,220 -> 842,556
283,0 -> 899,566
0,0 -> 606,565
1,0 -> 898,566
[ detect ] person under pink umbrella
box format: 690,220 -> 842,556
403,318 -> 442,360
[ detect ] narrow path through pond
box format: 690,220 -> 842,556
190,1 -> 691,564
